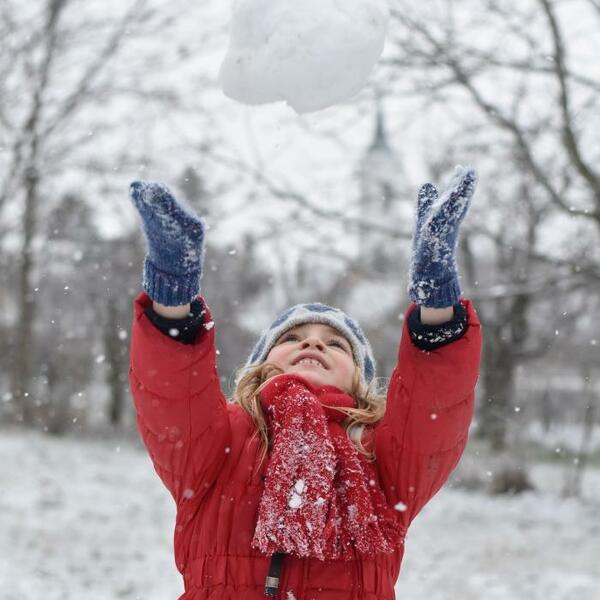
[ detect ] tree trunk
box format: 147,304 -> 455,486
562,366 -> 597,498
8,0 -> 67,427
105,295 -> 125,427
11,165 -> 38,426
477,326 -> 515,451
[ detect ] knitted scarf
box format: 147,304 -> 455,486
251,374 -> 405,561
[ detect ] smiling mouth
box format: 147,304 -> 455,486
294,358 -> 326,369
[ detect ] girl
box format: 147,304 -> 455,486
128,167 -> 482,599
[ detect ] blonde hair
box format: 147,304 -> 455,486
231,362 -> 387,469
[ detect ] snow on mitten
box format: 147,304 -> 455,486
407,166 -> 478,308
129,181 -> 205,306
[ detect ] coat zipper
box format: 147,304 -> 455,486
264,552 -> 285,597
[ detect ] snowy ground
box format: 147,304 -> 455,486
1,427 -> 599,600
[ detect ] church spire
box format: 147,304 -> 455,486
369,101 -> 390,152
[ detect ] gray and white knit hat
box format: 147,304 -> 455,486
242,302 -> 376,389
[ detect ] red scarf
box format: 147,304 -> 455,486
251,374 -> 405,561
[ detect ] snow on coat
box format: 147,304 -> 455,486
128,291 -> 482,599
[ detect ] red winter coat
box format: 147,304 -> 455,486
129,291 -> 482,600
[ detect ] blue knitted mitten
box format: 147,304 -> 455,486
407,166 -> 478,308
129,181 -> 205,306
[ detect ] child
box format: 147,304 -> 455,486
128,167 -> 482,600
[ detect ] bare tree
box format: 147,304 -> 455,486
379,0 -> 600,448
7,0 -> 72,425
386,0 -> 600,241
0,0 -> 219,427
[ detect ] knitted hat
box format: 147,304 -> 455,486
242,303 -> 376,389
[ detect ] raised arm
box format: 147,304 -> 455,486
374,299 -> 482,528
127,182 -> 230,506
373,166 -> 482,528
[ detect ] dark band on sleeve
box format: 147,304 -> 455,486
144,298 -> 206,345
408,302 -> 467,351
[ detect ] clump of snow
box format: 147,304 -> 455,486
219,0 -> 390,114
288,479 -> 306,509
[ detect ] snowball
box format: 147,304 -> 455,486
219,0 -> 390,114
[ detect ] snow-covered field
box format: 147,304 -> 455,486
1,427 -> 599,600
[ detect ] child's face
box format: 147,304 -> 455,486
265,323 -> 356,393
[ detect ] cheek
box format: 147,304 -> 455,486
265,346 -> 288,364
336,358 -> 356,385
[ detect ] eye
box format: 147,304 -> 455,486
329,339 -> 349,351
279,333 -> 299,343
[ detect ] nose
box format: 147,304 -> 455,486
301,336 -> 325,351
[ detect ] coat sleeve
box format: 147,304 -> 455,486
373,297 -> 482,529
128,291 -> 231,506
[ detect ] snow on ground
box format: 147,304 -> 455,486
1,427 -> 599,599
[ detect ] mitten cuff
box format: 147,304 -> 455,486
143,256 -> 201,306
144,298 -> 205,344
408,301 -> 468,350
407,274 -> 462,308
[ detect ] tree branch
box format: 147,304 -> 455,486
468,223 -> 600,282
0,0 -> 68,213
538,0 -> 600,199
388,7 -> 600,225
41,0 -> 149,140
201,147 -> 414,240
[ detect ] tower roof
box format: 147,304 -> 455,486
368,104 -> 391,153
